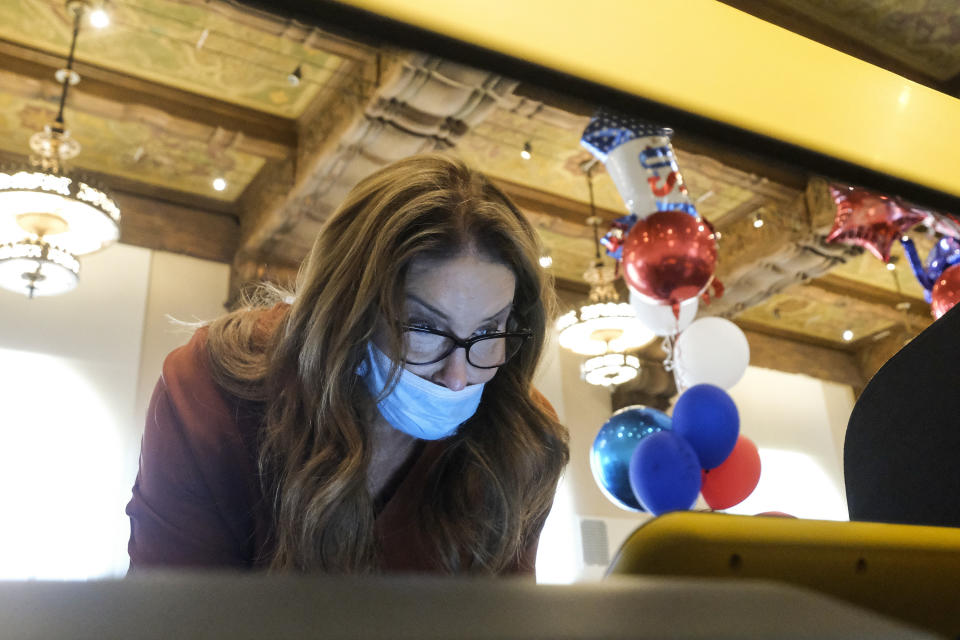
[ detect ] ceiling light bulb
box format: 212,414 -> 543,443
886,262 -> 896,271
539,255 -> 553,268
89,8 -> 110,28
288,65 -> 303,87
520,141 -> 532,160
753,215 -> 764,229
842,330 -> 854,341
212,177 -> 227,192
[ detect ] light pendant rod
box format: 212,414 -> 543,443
56,2 -> 84,127
586,166 -> 602,261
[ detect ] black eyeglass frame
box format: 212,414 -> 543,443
399,324 -> 533,368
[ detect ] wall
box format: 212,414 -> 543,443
534,331 -> 856,583
0,244 -> 229,579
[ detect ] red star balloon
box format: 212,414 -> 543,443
826,185 -> 926,262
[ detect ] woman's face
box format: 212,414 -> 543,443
377,251 -> 517,391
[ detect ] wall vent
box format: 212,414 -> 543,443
580,518 -> 610,566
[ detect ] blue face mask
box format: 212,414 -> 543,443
359,342 -> 485,440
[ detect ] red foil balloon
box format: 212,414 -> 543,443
700,435 -> 761,510
826,185 -> 925,262
621,210 -> 717,313
931,263 -> 960,319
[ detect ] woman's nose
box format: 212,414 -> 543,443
436,347 -> 469,391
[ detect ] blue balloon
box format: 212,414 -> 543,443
590,406 -> 672,511
629,431 -> 702,516
671,384 -> 740,470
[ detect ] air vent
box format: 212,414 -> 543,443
580,519 -> 610,566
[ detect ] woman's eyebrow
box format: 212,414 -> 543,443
406,294 -> 448,321
483,303 -> 513,324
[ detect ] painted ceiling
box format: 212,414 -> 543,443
0,0 -> 343,117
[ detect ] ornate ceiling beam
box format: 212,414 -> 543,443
235,52 -> 519,292
115,191 -> 239,264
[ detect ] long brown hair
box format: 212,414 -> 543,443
206,153 -> 569,573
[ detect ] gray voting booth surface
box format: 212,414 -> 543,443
0,573 -> 936,639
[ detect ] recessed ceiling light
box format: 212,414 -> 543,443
288,65 -> 303,87
89,8 -> 110,28
842,330 -> 854,341
212,178 -> 227,192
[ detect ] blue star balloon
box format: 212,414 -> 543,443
589,405 -> 672,511
902,235 -> 960,304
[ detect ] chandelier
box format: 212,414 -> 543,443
0,0 -> 120,298
581,352 -> 641,387
555,166 -> 653,385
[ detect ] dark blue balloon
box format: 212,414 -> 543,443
629,430 -> 702,516
590,406 -> 672,511
671,384 -> 740,470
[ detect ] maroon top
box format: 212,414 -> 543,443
125,320 -> 544,574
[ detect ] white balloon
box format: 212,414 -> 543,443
629,289 -> 698,336
674,317 -> 750,390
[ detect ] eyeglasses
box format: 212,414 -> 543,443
400,324 -> 532,368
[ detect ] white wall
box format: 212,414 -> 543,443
0,245 -> 229,579
534,331 -> 856,583
133,250 -> 230,453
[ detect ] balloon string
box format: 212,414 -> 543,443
662,335 -> 687,394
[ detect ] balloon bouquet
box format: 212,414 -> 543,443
589,354 -> 760,516
824,183 -> 960,319
582,110 -> 762,515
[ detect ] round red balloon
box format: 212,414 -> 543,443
700,435 -> 761,510
621,211 -> 717,311
931,263 -> 960,320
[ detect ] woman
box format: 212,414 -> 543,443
126,153 -> 569,575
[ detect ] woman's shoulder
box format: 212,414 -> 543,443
163,303 -> 290,397
159,303 -> 289,444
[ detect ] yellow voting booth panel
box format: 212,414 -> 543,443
608,511 -> 960,638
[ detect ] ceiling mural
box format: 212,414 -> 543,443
736,291 -> 901,344
0,0 -> 344,117
457,108 -> 626,212
0,92 -> 265,200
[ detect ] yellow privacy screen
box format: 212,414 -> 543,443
608,511 -> 960,638
332,0 -> 960,200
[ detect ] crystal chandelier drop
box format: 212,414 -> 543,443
0,0 -> 120,298
555,167 -> 653,385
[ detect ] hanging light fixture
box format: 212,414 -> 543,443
0,0 -> 120,298
580,353 -> 641,387
555,165 -> 654,384
0,239 -> 80,298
